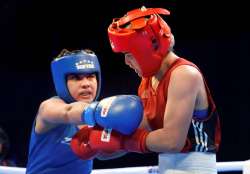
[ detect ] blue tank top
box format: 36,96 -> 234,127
26,121 -> 93,174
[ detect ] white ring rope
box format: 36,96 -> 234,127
0,160 -> 250,174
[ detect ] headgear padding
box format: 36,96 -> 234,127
108,7 -> 171,77
51,50 -> 101,103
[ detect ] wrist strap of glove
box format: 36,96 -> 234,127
82,102 -> 98,126
124,128 -> 149,153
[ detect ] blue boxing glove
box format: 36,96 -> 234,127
82,95 -> 143,135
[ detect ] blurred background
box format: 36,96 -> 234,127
0,0 -> 248,173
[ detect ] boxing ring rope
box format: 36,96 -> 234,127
0,160 -> 250,174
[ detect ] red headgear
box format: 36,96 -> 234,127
108,7 -> 171,77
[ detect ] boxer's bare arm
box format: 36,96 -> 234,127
35,97 -> 88,133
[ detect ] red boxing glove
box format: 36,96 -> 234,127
70,126 -> 99,160
91,127 -> 149,153
71,126 -> 149,159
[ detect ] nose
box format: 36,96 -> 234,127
80,76 -> 90,88
125,57 -> 130,66
125,54 -> 132,66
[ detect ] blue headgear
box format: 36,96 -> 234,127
51,49 -> 101,103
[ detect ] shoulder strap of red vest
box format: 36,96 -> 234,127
168,58 -> 216,111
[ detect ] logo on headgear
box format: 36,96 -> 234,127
75,60 -> 95,70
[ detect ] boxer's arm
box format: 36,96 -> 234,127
35,97 -> 88,134
146,65 -> 202,152
36,95 -> 143,134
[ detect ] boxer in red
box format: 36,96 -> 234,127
107,6 -> 221,174
71,6 -> 221,174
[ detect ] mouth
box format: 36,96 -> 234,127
79,91 -> 92,99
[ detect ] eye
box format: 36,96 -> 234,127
67,74 -> 80,80
125,53 -> 133,59
86,74 -> 97,80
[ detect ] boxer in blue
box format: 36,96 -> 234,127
26,49 -> 143,174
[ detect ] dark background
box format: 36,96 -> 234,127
0,0 -> 248,172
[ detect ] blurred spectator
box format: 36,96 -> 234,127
0,127 -> 16,166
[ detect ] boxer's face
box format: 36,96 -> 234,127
66,73 -> 97,103
124,53 -> 142,77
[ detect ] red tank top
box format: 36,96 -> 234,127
138,58 -> 221,152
